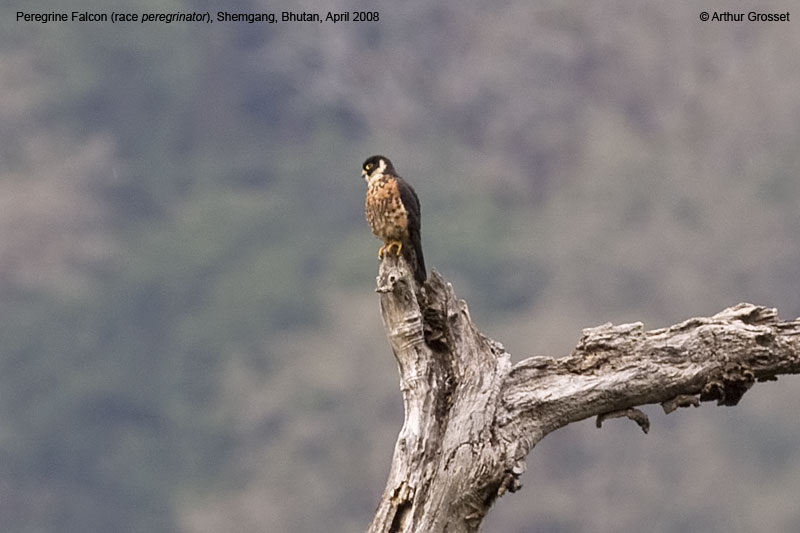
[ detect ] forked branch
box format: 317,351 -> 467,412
369,253 -> 800,533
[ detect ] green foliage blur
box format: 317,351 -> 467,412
2,1 -> 800,532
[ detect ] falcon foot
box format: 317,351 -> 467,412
378,240 -> 403,258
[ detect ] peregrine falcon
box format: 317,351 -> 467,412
362,155 -> 426,285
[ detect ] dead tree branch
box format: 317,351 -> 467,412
368,253 -> 800,533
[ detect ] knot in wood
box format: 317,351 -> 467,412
376,266 -> 407,293
700,362 -> 755,406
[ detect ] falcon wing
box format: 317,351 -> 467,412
396,177 -> 426,284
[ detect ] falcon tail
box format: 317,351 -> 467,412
404,228 -> 426,285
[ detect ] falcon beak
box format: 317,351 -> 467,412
361,169 -> 368,180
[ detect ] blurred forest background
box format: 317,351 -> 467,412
2,0 -> 800,531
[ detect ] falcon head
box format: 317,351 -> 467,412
361,155 -> 396,182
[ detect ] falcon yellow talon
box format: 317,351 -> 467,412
386,241 -> 403,256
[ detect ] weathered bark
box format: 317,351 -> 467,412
367,253 -> 800,533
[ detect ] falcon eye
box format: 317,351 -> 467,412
365,163 -> 373,170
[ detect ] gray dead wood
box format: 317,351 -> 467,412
367,253 -> 800,533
